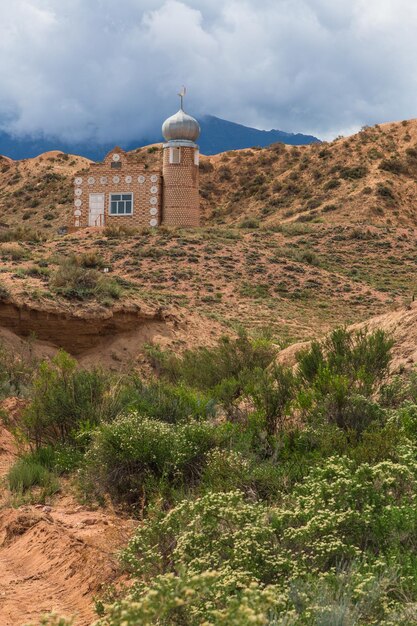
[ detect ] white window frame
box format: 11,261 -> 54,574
109,192 -> 134,216
169,147 -> 181,164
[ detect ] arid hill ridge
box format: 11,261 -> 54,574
2,118 -> 417,232
0,118 -> 416,365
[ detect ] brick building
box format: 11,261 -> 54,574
72,95 -> 200,230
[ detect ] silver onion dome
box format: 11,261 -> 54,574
162,108 -> 200,143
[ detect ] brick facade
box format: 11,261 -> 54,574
162,144 -> 200,227
72,142 -> 200,230
72,148 -> 162,230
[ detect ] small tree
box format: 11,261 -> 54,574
246,364 -> 296,436
296,328 -> 393,433
22,351 -> 127,448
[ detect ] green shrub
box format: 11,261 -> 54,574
50,256 -> 122,300
101,455 -> 417,626
246,364 -> 296,435
239,217 -> 260,229
82,413 -> 226,506
79,251 -> 104,268
19,444 -> 84,475
349,421 -> 404,464
323,178 -> 342,191
293,249 -> 320,265
273,451 -> 417,569
291,328 -> 393,433
151,331 -> 276,391
379,158 -> 407,175
297,328 -> 392,396
201,448 -> 251,492
377,184 -> 395,201
0,226 -> 44,243
298,369 -> 386,433
8,456 -> 59,495
0,341 -> 34,398
22,351 -> 128,448
97,568 -> 286,626
121,491 -> 277,581
100,565 -> 413,625
0,243 -> 28,260
339,166 -> 368,180
130,379 -> 216,423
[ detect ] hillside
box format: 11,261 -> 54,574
2,281 -> 417,624
0,121 -> 417,363
201,118 -> 417,228
2,118 -> 417,236
0,221 -> 414,368
278,300 -> 417,374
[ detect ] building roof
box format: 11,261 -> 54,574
162,108 -> 200,143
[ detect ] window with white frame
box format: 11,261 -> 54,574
169,147 -> 181,164
109,193 -> 133,215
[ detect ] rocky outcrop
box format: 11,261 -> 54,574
0,300 -> 168,355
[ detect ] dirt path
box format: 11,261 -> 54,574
0,413 -> 136,626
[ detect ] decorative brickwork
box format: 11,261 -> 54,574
71,147 -> 162,230
162,144 -> 200,227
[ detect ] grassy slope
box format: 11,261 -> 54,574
0,119 -> 417,347
0,223 -> 415,347
2,119 -> 417,233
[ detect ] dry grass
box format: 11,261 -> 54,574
0,119 -> 417,350
3,118 -> 417,235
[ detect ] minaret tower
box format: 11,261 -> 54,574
161,88 -> 200,227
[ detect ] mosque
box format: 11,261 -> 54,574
71,91 -> 200,230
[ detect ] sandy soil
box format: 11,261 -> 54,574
277,301 -> 417,373
0,403 -> 136,626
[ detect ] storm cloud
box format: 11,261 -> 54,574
1,0 -> 417,143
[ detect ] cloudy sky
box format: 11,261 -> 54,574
1,0 -> 417,143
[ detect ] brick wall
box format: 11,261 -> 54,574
162,145 -> 200,227
72,148 -> 162,230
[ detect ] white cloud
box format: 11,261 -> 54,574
0,0 -> 417,142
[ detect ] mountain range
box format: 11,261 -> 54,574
0,115 -> 320,161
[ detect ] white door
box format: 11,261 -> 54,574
89,193 -> 105,227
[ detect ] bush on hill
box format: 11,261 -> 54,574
81,413 -> 227,506
49,255 -> 122,301
99,448 -> 417,625
0,340 -> 34,399
22,351 -> 127,448
149,329 -> 277,391
0,226 -> 44,243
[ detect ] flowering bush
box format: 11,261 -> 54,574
273,449 -> 417,573
95,446 -> 417,625
82,413 -> 229,505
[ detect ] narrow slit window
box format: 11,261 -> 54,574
169,147 -> 181,164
